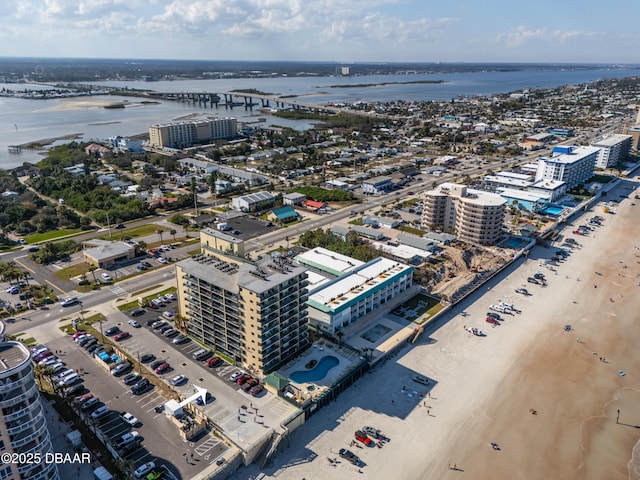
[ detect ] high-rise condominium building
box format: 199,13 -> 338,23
176,229 -> 309,375
421,183 -> 506,246
534,145 -> 599,189
148,117 -> 237,149
0,342 -> 60,480
590,134 -> 632,169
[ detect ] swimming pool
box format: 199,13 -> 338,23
539,205 -> 564,216
504,238 -> 529,249
290,356 -> 339,383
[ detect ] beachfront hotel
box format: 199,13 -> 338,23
534,145 -> 599,189
148,117 -> 237,149
0,342 -> 60,480
590,134 -> 632,169
421,183 -> 507,246
305,256 -> 413,334
176,229 -> 309,375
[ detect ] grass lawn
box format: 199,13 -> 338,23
117,286 -> 177,311
99,224 -> 170,240
397,225 -> 427,236
348,218 -> 364,225
392,293 -> 442,322
53,263 -> 90,281
25,229 -> 83,243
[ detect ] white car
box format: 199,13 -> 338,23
133,461 -> 156,479
101,273 -> 112,281
499,302 -> 514,310
120,412 -> 138,426
170,374 -> 187,386
157,257 -> 167,264
489,304 -> 506,313
163,293 -> 175,301
128,320 -> 141,328
162,311 -> 175,320
229,371 -> 245,382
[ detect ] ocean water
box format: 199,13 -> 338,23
2,66 -> 640,169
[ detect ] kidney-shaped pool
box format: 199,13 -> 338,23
290,356 -> 339,383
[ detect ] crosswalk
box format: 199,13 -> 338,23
110,286 -> 127,297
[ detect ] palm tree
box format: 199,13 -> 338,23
183,223 -> 189,238
87,264 -> 98,283
157,229 -> 164,245
336,330 -> 344,346
170,229 -> 177,243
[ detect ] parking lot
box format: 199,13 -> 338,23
43,328 -> 231,480
222,215 -> 276,239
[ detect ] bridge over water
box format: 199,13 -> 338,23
143,90 -> 347,115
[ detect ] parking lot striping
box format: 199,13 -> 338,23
194,439 -> 220,456
110,286 -> 128,296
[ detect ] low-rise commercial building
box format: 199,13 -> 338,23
307,257 -> 413,334
231,191 -> 275,212
362,176 -> 394,195
82,240 -> 136,268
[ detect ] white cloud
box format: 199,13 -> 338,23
497,26 -> 597,48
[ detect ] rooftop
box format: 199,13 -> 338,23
0,342 -> 30,373
295,248 -> 364,278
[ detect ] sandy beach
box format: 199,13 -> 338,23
236,177 -> 640,480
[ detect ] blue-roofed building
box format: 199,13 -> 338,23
268,205 -> 300,223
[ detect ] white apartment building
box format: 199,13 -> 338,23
535,146 -> 599,189
590,134 -> 632,169
0,342 -> 60,480
421,183 -> 506,246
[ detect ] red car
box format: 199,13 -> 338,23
206,356 -> 223,368
114,332 -> 130,341
486,316 -> 500,326
355,430 -> 374,447
572,230 -> 584,235
154,362 -> 170,374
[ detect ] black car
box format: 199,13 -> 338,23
339,448 -> 361,466
63,383 -> 86,397
486,312 -> 501,320
129,308 -> 146,317
105,326 -> 120,336
131,379 -> 151,395
87,343 -> 103,354
123,373 -> 142,386
145,319 -> 157,327
140,354 -> 156,364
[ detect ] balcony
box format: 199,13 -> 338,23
6,408 -> 44,436
0,382 -> 38,409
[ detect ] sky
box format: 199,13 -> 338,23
0,0 -> 638,63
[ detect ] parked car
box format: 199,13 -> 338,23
101,273 -> 113,281
114,332 -> 131,341
157,257 -> 167,264
154,363 -> 170,374
120,412 -> 139,426
142,261 -> 153,268
140,354 -> 156,364
128,320 -> 141,328
250,384 -> 264,396
170,374 -> 187,386
489,304 -> 506,313
486,316 -> 500,326
90,405 -> 110,420
162,311 -> 175,320
129,308 -> 146,317
6,286 -> 19,294
163,328 -> 179,338
206,356 -> 223,368
76,393 -> 94,405
131,379 -> 151,395
193,349 -> 212,361
152,321 -> 167,330
111,362 -> 132,376
133,461 -> 156,479
173,334 -> 190,345
486,312 -> 501,320
354,430 -> 373,447
236,373 -> 252,385
527,277 -> 539,284
362,426 -> 383,439
81,397 -> 100,411
123,373 -> 142,386
163,293 -> 175,301
113,432 -> 140,450
63,383 -> 85,397
339,448 -> 361,466
229,371 -> 245,382
412,374 -> 430,386
83,338 -> 98,349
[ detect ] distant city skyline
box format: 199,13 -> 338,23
0,1 -> 638,64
